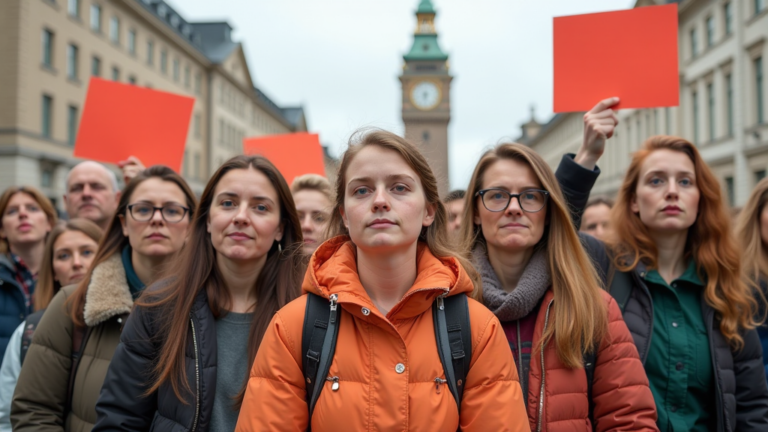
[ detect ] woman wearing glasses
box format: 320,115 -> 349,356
12,166 -> 196,432
459,142 -> 658,431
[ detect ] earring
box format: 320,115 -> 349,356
278,242 -> 282,252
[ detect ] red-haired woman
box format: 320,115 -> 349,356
604,136 -> 768,431
92,156 -> 305,431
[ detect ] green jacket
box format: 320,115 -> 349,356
11,254 -> 133,432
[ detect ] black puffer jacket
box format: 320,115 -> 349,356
93,288 -> 217,432
585,241 -> 768,432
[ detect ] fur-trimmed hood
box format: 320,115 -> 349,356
83,253 -> 133,327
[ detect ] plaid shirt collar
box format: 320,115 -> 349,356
10,253 -> 36,308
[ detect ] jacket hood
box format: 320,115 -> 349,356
302,236 -> 474,319
83,253 -> 133,326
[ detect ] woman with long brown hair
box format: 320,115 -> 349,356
236,130 -> 528,431
460,140 -> 657,431
93,155 -> 304,431
12,166 -> 196,432
735,177 -> 768,383
0,186 -> 57,359
0,218 -> 102,432
606,136 -> 768,431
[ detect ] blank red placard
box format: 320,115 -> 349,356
74,78 -> 194,172
553,4 -> 679,113
243,132 -> 326,185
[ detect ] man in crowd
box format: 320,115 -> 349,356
580,197 -> 613,241
444,190 -> 466,237
63,161 -> 120,231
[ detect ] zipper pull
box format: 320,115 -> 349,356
326,376 -> 340,391
434,377 -> 447,394
329,294 -> 338,324
437,295 -> 445,311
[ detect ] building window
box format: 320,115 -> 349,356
693,90 -> 700,145
90,4 -> 101,32
109,16 -> 119,44
194,152 -> 201,179
112,66 -> 120,81
706,16 -> 715,48
757,57 -> 765,124
756,170 -> 767,183
42,95 -> 53,138
194,113 -> 201,138
128,75 -> 136,85
42,29 -> 54,67
726,74 -> 734,136
67,105 -> 78,146
147,40 -> 154,65
67,44 -> 78,79
194,72 -> 201,95
184,66 -> 190,88
757,0 -> 766,15
707,83 -> 715,141
68,0 -> 80,18
128,29 -> 136,54
173,59 -> 180,82
665,107 -> 671,135
725,176 -> 735,207
41,169 -> 53,188
160,49 -> 167,74
219,119 -> 224,143
91,56 -> 101,76
690,28 -> 698,58
724,2 -> 733,35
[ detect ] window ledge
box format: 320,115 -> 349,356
40,63 -> 57,75
67,77 -> 82,86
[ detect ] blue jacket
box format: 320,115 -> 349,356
757,280 -> 768,383
0,255 -> 32,359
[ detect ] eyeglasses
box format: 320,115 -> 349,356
127,203 -> 190,223
475,188 -> 549,213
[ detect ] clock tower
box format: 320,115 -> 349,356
400,0 -> 452,197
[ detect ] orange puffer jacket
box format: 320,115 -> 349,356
524,290 -> 658,432
236,237 -> 530,432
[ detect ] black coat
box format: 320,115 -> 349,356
93,289 -> 218,432
584,240 -> 768,432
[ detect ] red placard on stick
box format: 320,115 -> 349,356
74,78 -> 195,172
553,4 -> 679,113
243,132 -> 326,184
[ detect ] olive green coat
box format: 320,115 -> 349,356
11,254 -> 133,432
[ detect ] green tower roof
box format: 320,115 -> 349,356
416,0 -> 436,14
404,34 -> 448,61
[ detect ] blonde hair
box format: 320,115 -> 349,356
328,129 -> 480,295
735,177 -> 768,321
458,143 -> 607,368
291,174 -> 333,202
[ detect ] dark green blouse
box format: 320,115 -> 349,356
643,260 -> 714,432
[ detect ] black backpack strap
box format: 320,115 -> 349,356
302,293 -> 341,425
19,310 -> 46,365
583,348 -> 597,430
433,294 -> 472,414
67,323 -> 91,416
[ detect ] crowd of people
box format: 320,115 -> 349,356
0,98 -> 766,431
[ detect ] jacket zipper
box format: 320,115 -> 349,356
517,320 -> 525,406
190,317 -> 201,432
434,377 -> 447,393
537,299 -> 554,432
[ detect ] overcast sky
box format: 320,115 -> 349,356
167,0 -> 634,189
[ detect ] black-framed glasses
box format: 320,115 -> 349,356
127,203 -> 190,223
475,188 -> 549,213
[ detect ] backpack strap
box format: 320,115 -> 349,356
302,293 -> 341,425
433,294 -> 472,413
67,323 -> 91,416
583,348 -> 597,430
19,309 -> 46,365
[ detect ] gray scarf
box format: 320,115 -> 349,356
473,245 -> 551,321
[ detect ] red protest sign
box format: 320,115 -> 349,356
553,4 -> 679,113
243,132 -> 326,184
74,78 -> 195,172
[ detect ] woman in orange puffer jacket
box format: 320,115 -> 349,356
459,140 -> 658,432
235,130 -> 529,432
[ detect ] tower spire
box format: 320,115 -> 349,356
404,0 -> 447,61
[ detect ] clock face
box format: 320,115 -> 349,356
411,81 -> 441,110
